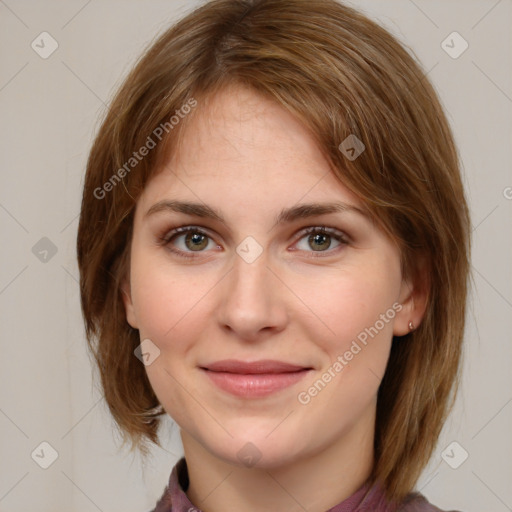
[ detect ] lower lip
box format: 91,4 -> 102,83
202,369 -> 311,398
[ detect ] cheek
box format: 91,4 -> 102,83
294,268 -> 399,421
291,262 -> 401,351
128,255 -> 213,419
129,251 -> 210,345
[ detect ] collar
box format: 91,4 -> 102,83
152,457 -> 398,512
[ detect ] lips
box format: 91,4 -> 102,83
201,359 -> 311,374
200,359 -> 313,398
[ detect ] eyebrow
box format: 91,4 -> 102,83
144,199 -> 369,229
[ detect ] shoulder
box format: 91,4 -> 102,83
398,491 -> 464,512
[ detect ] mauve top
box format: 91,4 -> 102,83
149,457 -> 462,512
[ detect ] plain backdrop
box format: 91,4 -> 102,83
0,0 -> 511,511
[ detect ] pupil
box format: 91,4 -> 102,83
310,233 -> 330,251
187,232 -> 207,250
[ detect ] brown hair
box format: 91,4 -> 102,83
76,0 -> 471,503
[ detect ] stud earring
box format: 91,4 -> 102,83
408,321 -> 414,331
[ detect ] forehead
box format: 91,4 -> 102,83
137,84 -> 362,213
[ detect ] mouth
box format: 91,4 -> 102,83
199,359 -> 313,398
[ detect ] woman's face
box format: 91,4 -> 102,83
122,84 -> 417,468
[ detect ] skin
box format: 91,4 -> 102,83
121,84 -> 427,512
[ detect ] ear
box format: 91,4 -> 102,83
393,257 -> 429,336
120,275 -> 139,330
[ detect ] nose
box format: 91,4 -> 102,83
215,249 -> 288,341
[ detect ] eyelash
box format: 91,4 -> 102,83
157,225 -> 350,260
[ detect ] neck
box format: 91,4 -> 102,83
180,403 -> 376,512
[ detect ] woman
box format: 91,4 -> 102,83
76,0 -> 471,510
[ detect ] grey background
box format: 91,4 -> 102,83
0,0 -> 511,511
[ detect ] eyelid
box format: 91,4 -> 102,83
159,225 -> 214,243
296,225 -> 350,244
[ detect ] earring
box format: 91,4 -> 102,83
408,321 -> 414,331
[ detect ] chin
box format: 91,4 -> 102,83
201,430 -> 308,470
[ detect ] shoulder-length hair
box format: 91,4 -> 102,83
76,0 -> 471,503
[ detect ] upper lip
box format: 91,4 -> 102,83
201,359 -> 311,374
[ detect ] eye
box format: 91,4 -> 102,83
159,226 -> 219,259
158,225 -> 349,260
293,226 -> 348,256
